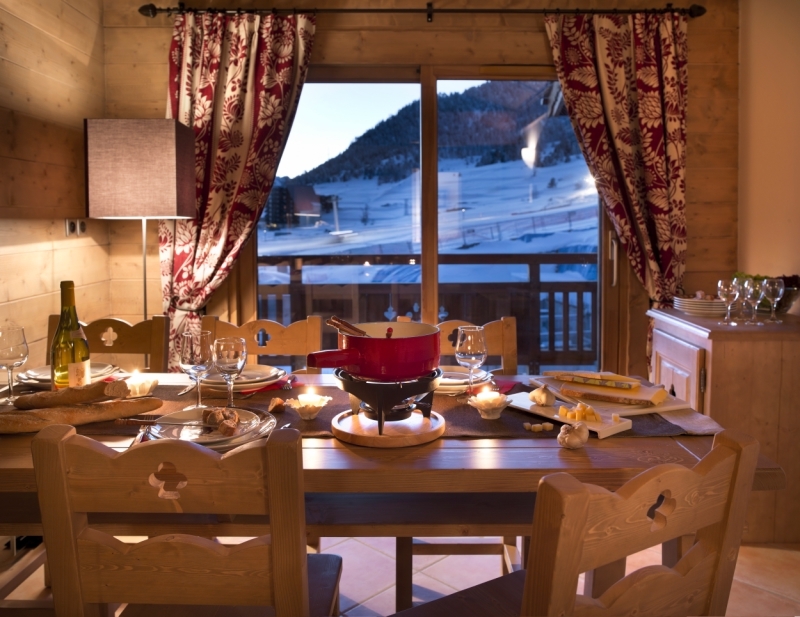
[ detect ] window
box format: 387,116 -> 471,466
257,77 -> 599,373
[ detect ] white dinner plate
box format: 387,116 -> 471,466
439,366 -> 490,385
202,365 -> 282,386
150,407 -> 261,444
202,369 -> 286,393
23,363 -> 116,382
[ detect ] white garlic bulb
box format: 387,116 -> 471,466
529,385 -> 556,406
557,422 -> 590,449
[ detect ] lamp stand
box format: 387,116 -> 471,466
142,218 -> 148,321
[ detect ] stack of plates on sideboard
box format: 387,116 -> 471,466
673,297 -> 727,317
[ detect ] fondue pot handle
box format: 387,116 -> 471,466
306,348 -> 361,369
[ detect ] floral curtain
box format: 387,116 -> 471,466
544,13 -> 688,310
159,12 -> 315,370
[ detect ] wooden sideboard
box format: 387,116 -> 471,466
647,308 -> 800,543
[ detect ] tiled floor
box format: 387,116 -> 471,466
6,539 -> 800,616
316,538 -> 800,616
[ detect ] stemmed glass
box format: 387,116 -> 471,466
0,325 -> 29,405
455,325 -> 487,397
717,279 -> 740,326
741,278 -> 765,326
213,337 -> 247,408
762,278 -> 785,324
179,330 -> 213,411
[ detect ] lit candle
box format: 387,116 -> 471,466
298,392 -> 326,406
476,390 -> 504,405
126,370 -> 156,397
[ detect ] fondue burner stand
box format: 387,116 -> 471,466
333,368 -> 443,435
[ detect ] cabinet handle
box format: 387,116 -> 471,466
609,231 -> 619,287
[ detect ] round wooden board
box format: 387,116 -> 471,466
331,409 -> 445,448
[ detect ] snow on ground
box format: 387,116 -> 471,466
258,157 -> 599,285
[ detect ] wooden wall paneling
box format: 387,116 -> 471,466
686,133 -> 738,169
776,339 -> 800,542
0,108 -> 84,167
0,9 -> 104,93
0,0 -> 102,57
0,156 -> 86,218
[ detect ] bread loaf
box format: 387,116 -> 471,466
14,380 -> 131,410
0,397 -> 163,434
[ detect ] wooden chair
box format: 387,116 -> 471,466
391,429 -> 759,617
32,425 -> 342,617
47,315 -> 169,372
202,315 -> 322,373
437,317 -> 518,375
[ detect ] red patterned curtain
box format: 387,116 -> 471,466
159,12 -> 315,370
544,13 -> 688,309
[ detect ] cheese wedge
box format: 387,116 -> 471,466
558,381 -> 668,406
542,370 -> 641,390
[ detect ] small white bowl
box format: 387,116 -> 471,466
467,392 -> 508,420
285,396 -> 332,421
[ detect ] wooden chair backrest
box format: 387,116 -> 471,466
436,317 -> 518,375
47,315 -> 169,372
202,315 -> 322,373
32,426 -> 310,617
522,429 -> 759,617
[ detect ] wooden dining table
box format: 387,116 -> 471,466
0,373 -> 787,612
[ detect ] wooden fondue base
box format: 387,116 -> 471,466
331,409 -> 445,448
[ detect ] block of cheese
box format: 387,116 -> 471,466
542,371 -> 641,390
558,381 -> 668,406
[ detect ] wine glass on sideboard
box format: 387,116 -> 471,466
717,279 -> 740,326
179,330 -> 213,411
741,278 -> 765,326
213,337 -> 247,409
762,278 -> 785,324
0,325 -> 29,405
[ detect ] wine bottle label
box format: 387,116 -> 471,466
68,359 -> 91,387
70,327 -> 86,340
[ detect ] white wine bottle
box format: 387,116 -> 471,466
50,281 -> 90,389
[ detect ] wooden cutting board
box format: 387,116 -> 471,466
542,370 -> 641,390
558,381 -> 669,406
331,409 -> 445,448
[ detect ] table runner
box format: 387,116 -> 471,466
78,383 -> 717,440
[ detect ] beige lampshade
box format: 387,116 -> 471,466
85,119 -> 196,219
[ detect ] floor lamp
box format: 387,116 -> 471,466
85,119 -> 195,321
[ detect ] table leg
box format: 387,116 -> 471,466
584,558 -> 626,598
662,534 -> 695,567
396,537 -> 413,612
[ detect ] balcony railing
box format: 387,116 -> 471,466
256,252 -> 598,374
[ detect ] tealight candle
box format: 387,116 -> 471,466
476,390 -> 504,405
298,392 -> 327,406
126,370 -> 157,398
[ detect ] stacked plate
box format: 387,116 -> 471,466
436,366 -> 493,395
16,362 -> 118,390
673,297 -> 727,317
201,365 -> 286,393
147,407 -> 277,453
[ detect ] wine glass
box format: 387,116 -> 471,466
741,278 -> 765,326
0,325 -> 29,405
179,330 -> 213,411
455,325 -> 487,397
762,278 -> 785,324
717,279 -> 740,326
213,337 -> 247,408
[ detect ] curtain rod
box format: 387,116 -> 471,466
138,3 -> 708,21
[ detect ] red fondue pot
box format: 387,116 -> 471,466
307,321 -> 440,381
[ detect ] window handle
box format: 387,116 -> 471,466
609,231 -> 619,287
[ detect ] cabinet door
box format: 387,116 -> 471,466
651,329 -> 704,412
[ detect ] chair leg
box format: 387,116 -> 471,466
584,557 -> 626,598
396,537 -> 413,612
501,536 -> 517,574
